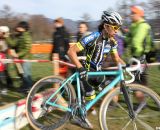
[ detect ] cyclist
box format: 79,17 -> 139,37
68,11 -> 125,100
68,11 -> 125,128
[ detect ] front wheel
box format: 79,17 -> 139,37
99,84 -> 160,130
26,75 -> 76,130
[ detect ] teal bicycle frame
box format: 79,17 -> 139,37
46,64 -> 125,112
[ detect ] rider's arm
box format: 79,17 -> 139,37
67,42 -> 83,69
6,36 -> 17,48
111,50 -> 125,65
16,32 -> 32,58
109,38 -> 125,65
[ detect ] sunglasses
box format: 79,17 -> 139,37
105,24 -> 120,31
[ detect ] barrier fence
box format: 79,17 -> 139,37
0,58 -> 160,69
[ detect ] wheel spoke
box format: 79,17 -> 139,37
136,117 -> 154,130
133,120 -> 138,130
135,100 -> 147,115
116,102 -> 129,115
107,116 -> 129,120
122,119 -> 132,130
138,112 -> 160,118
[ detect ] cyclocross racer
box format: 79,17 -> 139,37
68,11 -> 125,100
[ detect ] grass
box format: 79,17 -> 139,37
0,54 -> 160,130
148,66 -> 160,94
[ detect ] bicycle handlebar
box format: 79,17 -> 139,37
125,58 -> 141,84
126,57 -> 141,72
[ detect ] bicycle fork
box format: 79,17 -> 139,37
121,81 -> 135,119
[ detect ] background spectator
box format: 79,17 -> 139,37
125,5 -> 152,60
125,5 -> 153,103
0,45 -> 8,94
6,21 -> 33,94
0,26 -> 13,90
77,21 -> 91,42
51,17 -> 70,61
76,21 -> 91,57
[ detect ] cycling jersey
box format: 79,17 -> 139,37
76,31 -> 118,71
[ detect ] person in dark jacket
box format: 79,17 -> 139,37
51,17 -> 70,61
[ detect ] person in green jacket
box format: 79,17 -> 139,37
125,5 -> 152,105
7,21 -> 33,94
125,5 -> 152,58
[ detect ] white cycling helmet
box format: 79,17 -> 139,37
0,26 -> 10,33
101,11 -> 122,26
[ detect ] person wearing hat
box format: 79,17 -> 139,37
51,17 -> 70,61
125,5 -> 152,60
125,5 -> 153,106
0,44 -> 8,94
0,26 -> 13,90
6,21 -> 33,94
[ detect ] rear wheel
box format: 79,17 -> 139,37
99,84 -> 160,130
26,75 -> 76,130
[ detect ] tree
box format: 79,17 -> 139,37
0,5 -> 13,18
0,5 -> 53,41
147,0 -> 160,39
148,0 -> 160,19
29,15 -> 52,40
81,13 -> 92,22
0,5 -> 15,27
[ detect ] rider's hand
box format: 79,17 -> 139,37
139,54 -> 146,63
77,67 -> 88,81
126,63 -> 131,67
133,54 -> 146,63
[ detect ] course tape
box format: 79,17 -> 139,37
0,58 -> 76,68
0,58 -> 160,69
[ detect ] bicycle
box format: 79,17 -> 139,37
26,58 -> 160,130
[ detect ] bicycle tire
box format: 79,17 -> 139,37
26,75 -> 76,130
99,83 -> 160,130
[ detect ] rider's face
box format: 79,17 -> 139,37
130,12 -> 141,22
104,24 -> 119,38
54,22 -> 63,28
